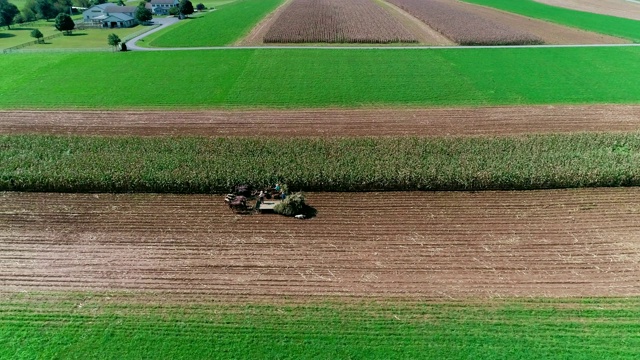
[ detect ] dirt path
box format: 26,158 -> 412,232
534,0 -> 640,21
2,189 -> 640,299
235,0 -> 293,46
443,0 -> 630,44
2,105 -> 640,137
376,0 -> 455,45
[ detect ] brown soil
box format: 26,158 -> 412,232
441,0 -> 630,44
235,0 -> 293,46
2,105 -> 640,137
375,0 -> 455,45
2,189 -> 640,299
534,0 -> 640,21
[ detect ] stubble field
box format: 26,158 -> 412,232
2,105 -> 640,136
2,189 -> 640,298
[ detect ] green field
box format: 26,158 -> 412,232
3,133 -> 640,193
143,0 -> 284,47
0,21 -> 58,49
1,46 -> 640,108
462,0 -> 640,42
1,295 -> 639,359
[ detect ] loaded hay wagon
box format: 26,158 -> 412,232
224,184 -> 285,214
224,184 -> 310,218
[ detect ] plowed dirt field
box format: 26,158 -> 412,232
2,105 -> 640,137
2,189 -> 640,299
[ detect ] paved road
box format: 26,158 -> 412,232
126,17 -> 180,50
129,43 -> 640,51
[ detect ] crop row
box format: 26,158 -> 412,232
386,0 -> 543,45
2,133 -> 640,193
264,0 -> 417,43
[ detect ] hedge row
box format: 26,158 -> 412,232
1,134 -> 639,193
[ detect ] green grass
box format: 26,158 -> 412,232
462,0 -> 640,42
1,46 -> 640,108
21,27 -> 144,50
145,0 -> 284,47
1,295 -> 639,359
3,133 -> 640,193
0,21 -> 58,49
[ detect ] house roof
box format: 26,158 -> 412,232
84,3 -> 111,12
101,13 -> 135,21
105,5 -> 136,13
150,0 -> 177,4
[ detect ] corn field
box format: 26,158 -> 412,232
2,134 -> 639,193
264,0 -> 418,43
386,0 -> 543,45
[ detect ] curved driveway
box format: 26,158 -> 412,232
126,17 -> 180,50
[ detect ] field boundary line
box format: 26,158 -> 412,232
121,43 -> 640,51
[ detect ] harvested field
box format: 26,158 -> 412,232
534,0 -> 640,21
385,0 -> 543,45
377,0 -> 455,45
2,189 -> 640,299
263,0 -> 417,43
2,105 -> 640,137
444,0 -> 630,45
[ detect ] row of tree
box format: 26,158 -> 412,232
1,0 -> 73,29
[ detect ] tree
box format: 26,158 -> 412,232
0,0 -> 20,29
89,0 -> 106,5
13,12 -> 24,23
20,7 -> 36,22
35,0 -> 57,20
107,33 -> 121,51
30,28 -> 43,43
73,0 -> 91,8
168,5 -> 178,15
22,0 -> 37,21
178,0 -> 192,17
195,2 -> 204,11
54,12 -> 74,35
35,0 -> 56,20
135,1 -> 151,23
53,0 -> 71,16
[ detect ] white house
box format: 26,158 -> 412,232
82,3 -> 111,23
149,0 -> 179,15
82,4 -> 146,28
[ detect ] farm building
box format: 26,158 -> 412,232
82,4 -> 149,28
149,0 -> 180,15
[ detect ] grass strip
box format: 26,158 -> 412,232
146,0 -> 284,47
461,0 -> 640,42
2,133 -> 640,193
1,295 -> 639,359
0,46 -> 640,109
